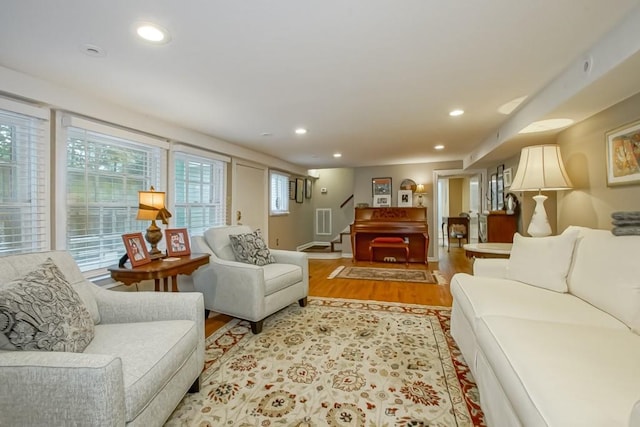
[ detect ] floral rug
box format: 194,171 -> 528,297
166,298 -> 485,426
330,266 -> 447,284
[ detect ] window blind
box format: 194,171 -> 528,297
0,102 -> 49,255
270,171 -> 289,215
172,150 -> 227,236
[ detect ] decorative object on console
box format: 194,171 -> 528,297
137,186 -> 172,259
414,183 -> 426,207
509,145 -> 572,237
397,189 -> 413,207
400,178 -> 417,191
605,119 -> 640,186
122,232 -> 151,267
165,228 -> 191,256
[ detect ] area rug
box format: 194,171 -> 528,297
166,298 -> 485,426
330,266 -> 447,284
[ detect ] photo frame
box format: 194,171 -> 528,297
606,119 -> 640,186
122,232 -> 151,267
305,178 -> 312,199
373,194 -> 391,207
296,178 -> 304,203
503,167 -> 513,188
372,177 -> 392,195
165,228 -> 191,257
496,164 -> 505,210
397,189 -> 413,207
490,173 -> 498,211
289,181 -> 296,200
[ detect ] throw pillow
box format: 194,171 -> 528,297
506,228 -> 580,292
229,229 -> 276,266
0,258 -> 95,352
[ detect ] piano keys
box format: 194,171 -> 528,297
350,207 -> 429,264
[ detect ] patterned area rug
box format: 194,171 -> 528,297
166,298 -> 485,426
331,266 -> 447,284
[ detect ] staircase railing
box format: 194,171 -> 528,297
340,194 -> 354,209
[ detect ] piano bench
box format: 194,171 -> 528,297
369,237 -> 409,266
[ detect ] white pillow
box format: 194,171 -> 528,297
506,229 -> 580,292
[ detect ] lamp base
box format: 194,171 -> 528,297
527,194 -> 552,237
145,220 -> 166,259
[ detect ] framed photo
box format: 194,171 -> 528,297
373,194 -> 391,207
490,173 -> 498,211
503,167 -> 513,188
165,228 -> 191,256
397,189 -> 413,207
296,178 -> 304,203
305,178 -> 312,199
372,177 -> 392,195
289,181 -> 296,200
122,232 -> 151,267
606,119 -> 640,186
496,164 -> 505,210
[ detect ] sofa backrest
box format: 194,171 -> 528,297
204,225 -> 252,261
567,226 -> 640,332
0,250 -> 101,324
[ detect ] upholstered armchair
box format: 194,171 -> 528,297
190,225 -> 309,334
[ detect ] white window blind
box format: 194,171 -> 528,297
62,122 -> 164,272
173,150 -> 227,236
270,171 -> 289,215
0,102 -> 49,255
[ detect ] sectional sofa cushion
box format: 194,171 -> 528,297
0,258 -> 95,352
506,229 -> 579,292
566,226 -> 640,333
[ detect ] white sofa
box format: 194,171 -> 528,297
0,251 -> 205,426
190,225 -> 309,333
451,226 -> 640,427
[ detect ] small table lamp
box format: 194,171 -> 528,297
509,145 -> 572,237
137,186 -> 172,259
415,184 -> 426,207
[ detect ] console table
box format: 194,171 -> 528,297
108,253 -> 210,292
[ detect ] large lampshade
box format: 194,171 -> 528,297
136,186 -> 171,259
510,145 -> 572,237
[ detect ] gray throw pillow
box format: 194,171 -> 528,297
0,258 -> 95,352
228,229 -> 276,266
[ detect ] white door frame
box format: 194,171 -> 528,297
231,158 -> 269,239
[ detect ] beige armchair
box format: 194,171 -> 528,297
190,225 -> 308,333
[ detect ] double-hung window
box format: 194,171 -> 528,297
57,115 -> 168,273
270,171 -> 289,215
0,99 -> 49,255
171,145 -> 228,236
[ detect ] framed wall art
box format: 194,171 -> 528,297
296,178 -> 304,203
397,190 -> 413,207
122,232 -> 151,267
373,194 -> 391,207
372,177 -> 392,205
165,228 -> 191,257
289,181 -> 296,200
305,178 -> 312,199
606,119 -> 640,186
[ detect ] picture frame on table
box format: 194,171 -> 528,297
296,178 -> 304,203
397,189 -> 413,207
122,232 -> 151,267
165,228 -> 191,257
305,178 -> 312,199
605,119 -> 640,186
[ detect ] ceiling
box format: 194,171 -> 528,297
2,1 -> 640,169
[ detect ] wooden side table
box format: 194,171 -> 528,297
463,243 -> 512,259
108,253 -> 210,292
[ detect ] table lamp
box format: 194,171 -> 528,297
137,186 -> 172,259
415,184 -> 426,207
509,145 -> 572,237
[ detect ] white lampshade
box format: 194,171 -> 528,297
510,145 -> 572,237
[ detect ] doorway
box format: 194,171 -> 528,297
232,160 -> 268,235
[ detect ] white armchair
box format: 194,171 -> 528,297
190,225 -> 309,334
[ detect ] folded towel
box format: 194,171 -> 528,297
611,211 -> 640,220
612,219 -> 640,226
612,226 -> 640,236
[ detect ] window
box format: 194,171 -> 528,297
58,115 -> 168,272
172,146 -> 228,236
0,99 -> 49,255
270,171 -> 289,215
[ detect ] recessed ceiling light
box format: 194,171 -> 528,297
519,118 -> 574,134
80,44 -> 107,57
261,132 -> 272,137
333,153 -> 342,158
434,144 -> 445,150
295,128 -> 307,135
498,96 -> 527,115
449,109 -> 464,117
136,22 -> 170,44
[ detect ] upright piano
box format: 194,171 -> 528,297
350,207 -> 429,264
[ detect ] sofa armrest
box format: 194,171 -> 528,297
271,249 -> 309,294
473,258 -> 509,278
0,351 -> 125,426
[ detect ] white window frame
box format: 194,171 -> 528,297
269,170 -> 290,216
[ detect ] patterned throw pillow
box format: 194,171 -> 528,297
0,258 -> 95,352
228,229 -> 276,266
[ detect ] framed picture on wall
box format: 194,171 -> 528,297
496,164 -> 505,210
606,119 -> 640,186
372,177 -> 392,205
296,178 -> 304,203
490,173 -> 498,211
305,178 -> 312,199
289,181 -> 296,200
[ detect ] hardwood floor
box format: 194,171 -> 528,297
204,245 -> 473,337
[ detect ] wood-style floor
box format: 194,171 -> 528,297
204,244 -> 473,337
